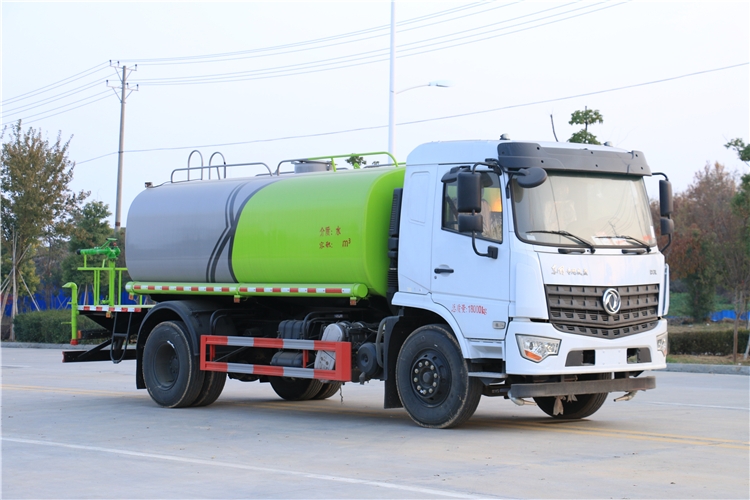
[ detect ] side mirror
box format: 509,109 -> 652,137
660,217 -> 674,236
456,172 -> 482,213
515,167 -> 547,188
458,213 -> 483,233
659,180 -> 673,216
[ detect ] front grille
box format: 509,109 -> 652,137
546,284 -> 660,339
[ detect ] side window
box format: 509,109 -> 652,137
442,171 -> 503,243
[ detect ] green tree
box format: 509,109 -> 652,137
670,162 -> 748,328
724,138 -> 750,163
1,121 -> 86,339
568,107 -> 603,145
345,155 -> 367,168
730,173 -> 750,359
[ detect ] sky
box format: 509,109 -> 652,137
2,1 -> 748,226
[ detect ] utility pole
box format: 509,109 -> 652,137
107,61 -> 138,237
388,0 -> 396,156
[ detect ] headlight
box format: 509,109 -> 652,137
516,335 -> 560,363
657,332 -> 668,357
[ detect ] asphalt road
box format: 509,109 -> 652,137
2,347 -> 748,499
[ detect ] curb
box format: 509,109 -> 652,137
664,363 -> 750,376
1,342 -> 88,350
2,342 -> 749,375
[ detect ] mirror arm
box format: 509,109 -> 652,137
660,233 -> 673,254
471,232 -> 498,259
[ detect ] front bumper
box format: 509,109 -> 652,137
505,318 -> 668,376
509,375 -> 656,398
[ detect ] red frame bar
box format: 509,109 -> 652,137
200,335 -> 352,382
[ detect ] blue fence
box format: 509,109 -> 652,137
710,310 -> 749,322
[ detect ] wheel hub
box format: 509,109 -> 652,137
410,351 -> 449,405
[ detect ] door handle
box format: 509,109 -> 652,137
434,267 -> 454,274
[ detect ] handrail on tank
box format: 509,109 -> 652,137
275,151 -> 401,176
171,160 -> 273,183
186,150 -> 204,181
208,152 -> 226,180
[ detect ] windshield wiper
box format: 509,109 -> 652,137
594,234 -> 651,252
527,230 -> 595,253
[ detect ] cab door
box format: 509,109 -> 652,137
430,167 -> 510,340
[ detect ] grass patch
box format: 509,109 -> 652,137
667,354 -> 750,366
668,292 -> 735,318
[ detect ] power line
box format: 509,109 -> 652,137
132,1 -> 612,86
75,62 -> 748,165
4,1 -> 616,125
2,62 -> 110,105
3,80 -> 105,115
127,2 -> 502,66
0,2 -> 550,122
3,93 -> 113,127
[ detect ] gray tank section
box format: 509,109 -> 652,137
125,176 -> 278,283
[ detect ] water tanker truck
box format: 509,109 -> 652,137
64,139 -> 673,428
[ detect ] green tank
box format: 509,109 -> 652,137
126,167 -> 405,297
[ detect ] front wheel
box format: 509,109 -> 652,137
396,325 -> 482,429
533,373 -> 609,419
142,321 -> 204,408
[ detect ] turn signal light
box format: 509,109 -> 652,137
516,335 -> 561,363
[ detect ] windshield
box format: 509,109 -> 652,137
512,172 -> 655,248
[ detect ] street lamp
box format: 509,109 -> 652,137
386,2 -> 451,158
388,80 -> 453,157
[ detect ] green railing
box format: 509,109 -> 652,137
62,238 -> 143,344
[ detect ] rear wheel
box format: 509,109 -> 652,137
533,373 -> 609,419
191,370 -> 227,407
270,377 -> 324,401
312,382 -> 342,400
396,325 -> 482,429
142,321 -> 204,408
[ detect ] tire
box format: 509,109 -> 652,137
533,373 -> 609,419
270,377 -> 324,401
395,325 -> 482,429
142,321 -> 204,408
312,382 -> 342,400
191,370 -> 227,407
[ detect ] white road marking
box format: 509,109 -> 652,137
3,437 -> 490,499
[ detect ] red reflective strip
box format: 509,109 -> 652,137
147,286 -> 155,290
313,369 -> 339,380
239,287 -> 248,292
175,286 -> 184,291
255,287 -> 264,293
272,288 -> 281,293
325,288 -> 343,294
221,287 -> 230,292
307,288 -> 317,294
203,336 -> 229,346
252,365 -> 285,377
203,361 -> 229,373
191,287 -> 199,292
290,288 -> 299,293
253,338 -> 285,349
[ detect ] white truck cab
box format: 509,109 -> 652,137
394,140 -> 669,411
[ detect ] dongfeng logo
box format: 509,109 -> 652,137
602,288 -> 621,315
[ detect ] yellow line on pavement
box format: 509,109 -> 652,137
1,384 -> 137,397
4,384 -> 748,450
